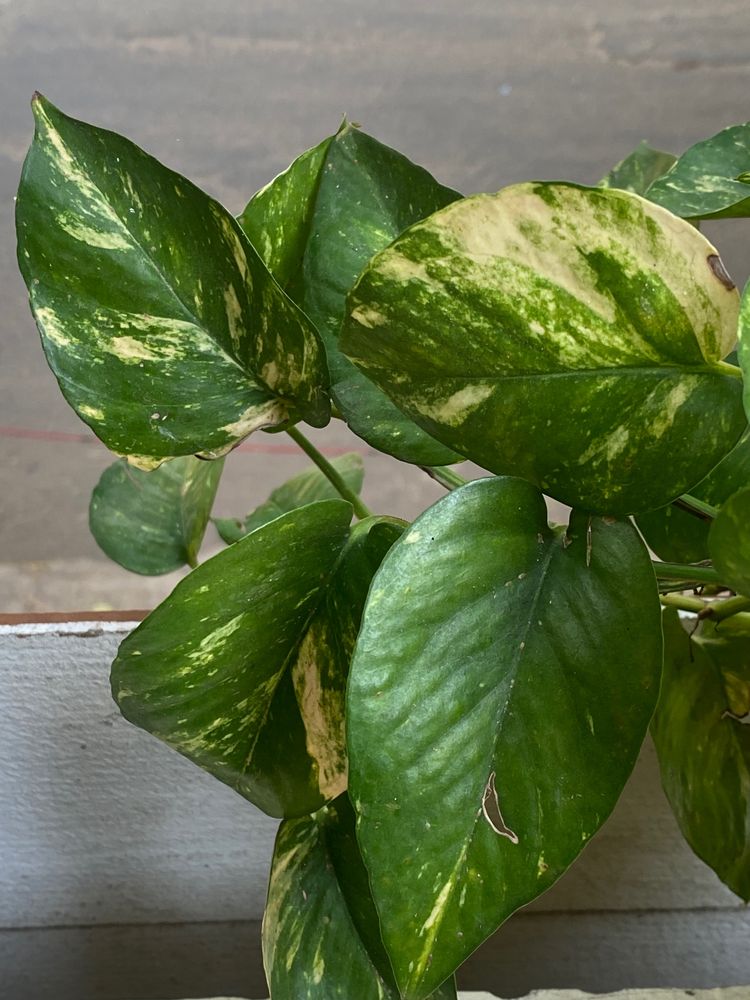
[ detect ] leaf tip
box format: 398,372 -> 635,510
30,91 -> 51,118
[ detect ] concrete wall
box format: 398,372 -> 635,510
2,620 -> 749,999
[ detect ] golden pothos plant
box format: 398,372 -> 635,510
16,95 -> 750,998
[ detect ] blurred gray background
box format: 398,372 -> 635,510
2,0 -> 750,612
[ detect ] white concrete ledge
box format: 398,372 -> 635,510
3,621 -> 750,999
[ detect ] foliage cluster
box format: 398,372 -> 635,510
16,96 -> 750,998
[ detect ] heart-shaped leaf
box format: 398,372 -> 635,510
113,502 -> 402,817
264,794 -> 457,1000
341,182 -> 744,514
238,123 -> 460,465
636,428 -> 750,563
652,611 -> 750,901
600,140 -> 677,196
347,479 -> 661,1000
90,455 -> 224,574
214,452 -> 363,544
646,122 -> 750,220
347,476 -> 662,999
16,95 -> 329,469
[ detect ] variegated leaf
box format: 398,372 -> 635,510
214,452 -> 364,544
112,502 -> 402,817
264,795 -> 457,1000
16,95 -> 329,469
709,485 -> 750,596
238,123 -> 460,465
600,140 -> 677,196
652,612 -> 750,901
636,427 -> 750,563
646,122 -> 750,220
341,182 -> 744,514
348,477 -> 662,999
90,455 -> 224,574
736,280 -> 750,428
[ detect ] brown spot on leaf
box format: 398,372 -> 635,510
707,254 -> 736,291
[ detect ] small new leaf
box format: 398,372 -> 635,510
214,453 -> 364,544
90,455 -> 224,574
600,140 -> 677,196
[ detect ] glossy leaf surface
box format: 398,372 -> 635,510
264,795 -> 457,1000
348,476 -> 662,998
646,122 -> 750,219
709,485 -> 750,595
214,452 -> 364,544
113,502 -> 401,817
16,95 -> 329,469
652,611 -> 750,901
601,140 -> 677,196
90,455 -> 224,574
239,124 -> 459,465
736,281 -> 750,427
341,182 -> 744,514
636,429 -> 750,563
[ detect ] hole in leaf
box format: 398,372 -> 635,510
481,771 -> 519,844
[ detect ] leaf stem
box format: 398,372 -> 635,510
286,426 -> 373,520
672,494 -> 718,521
420,465 -> 469,491
660,593 -> 707,614
653,561 -> 722,586
714,359 -> 744,380
706,594 -> 750,622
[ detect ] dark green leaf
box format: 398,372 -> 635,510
239,123 -> 460,465
652,611 -> 750,901
112,503 -> 402,817
737,281 -> 750,430
709,485 -> 750,595
16,95 -> 329,469
90,456 -> 224,574
348,477 -> 662,998
341,182 -> 745,515
636,428 -> 750,563
264,795 -> 457,1000
646,122 -> 750,220
213,452 -> 364,544
600,140 -> 677,196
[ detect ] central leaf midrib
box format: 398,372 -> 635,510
369,364 -> 730,384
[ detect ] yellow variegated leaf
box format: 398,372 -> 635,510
341,182 -> 744,514
16,95 -> 330,467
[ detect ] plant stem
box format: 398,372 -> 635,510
653,561 -> 722,586
286,426 -> 373,520
707,594 -> 750,622
420,465 -> 469,491
714,359 -> 744,380
660,593 -> 707,614
672,494 -> 718,521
